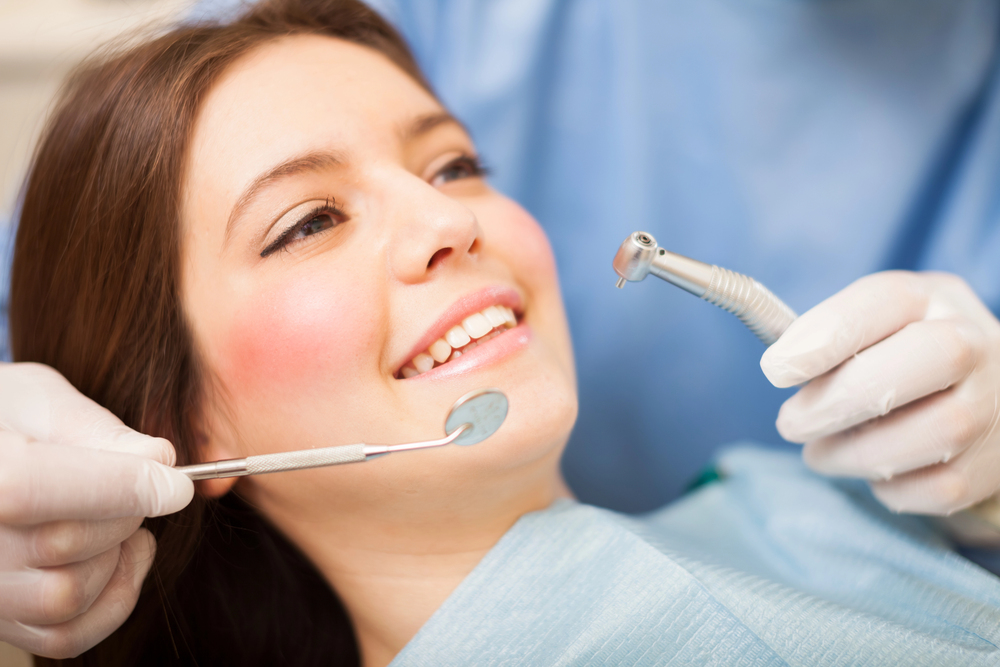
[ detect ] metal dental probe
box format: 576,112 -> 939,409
177,388 -> 508,480
612,231 -> 797,345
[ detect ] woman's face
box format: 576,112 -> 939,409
179,35 -> 577,521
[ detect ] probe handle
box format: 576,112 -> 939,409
175,424 -> 472,481
177,443 -> 368,480
246,444 -> 368,475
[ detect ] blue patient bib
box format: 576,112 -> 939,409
392,448 -> 1000,666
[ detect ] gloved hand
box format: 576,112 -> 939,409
760,271 -> 1000,516
0,363 -> 194,658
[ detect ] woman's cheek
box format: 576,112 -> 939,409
487,198 -> 558,281
218,274 -> 381,395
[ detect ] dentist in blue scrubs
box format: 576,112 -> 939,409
360,0 -> 1000,516
4,0 -> 1000,656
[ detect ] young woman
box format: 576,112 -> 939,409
12,0 -> 1000,665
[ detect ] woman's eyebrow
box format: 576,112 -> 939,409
224,149 -> 345,249
401,111 -> 469,142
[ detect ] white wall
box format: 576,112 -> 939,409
0,0 -> 195,221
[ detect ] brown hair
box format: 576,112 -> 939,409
12,1 -> 431,664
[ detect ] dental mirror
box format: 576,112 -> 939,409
177,388 -> 509,480
445,388 -> 508,445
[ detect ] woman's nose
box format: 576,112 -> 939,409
387,175 -> 481,283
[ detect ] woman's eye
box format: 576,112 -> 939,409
260,204 -> 344,258
298,213 -> 336,239
431,156 -> 487,187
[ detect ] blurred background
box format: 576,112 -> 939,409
2,5 -> 194,667
0,0 -> 193,222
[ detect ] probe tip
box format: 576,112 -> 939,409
615,276 -> 626,289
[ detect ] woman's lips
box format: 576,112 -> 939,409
394,286 -> 523,377
397,304 -> 518,378
402,322 -> 532,381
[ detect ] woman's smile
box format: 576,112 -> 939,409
394,285 -> 526,379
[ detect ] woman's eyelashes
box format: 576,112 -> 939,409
431,155 -> 489,187
260,199 -> 345,258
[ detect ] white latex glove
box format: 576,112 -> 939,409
0,363 -> 194,658
760,271 -> 1000,516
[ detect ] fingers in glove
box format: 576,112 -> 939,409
0,436 -> 194,524
0,517 -> 143,568
761,271 -> 929,388
0,528 -> 155,659
802,386 -> 995,479
1,546 -> 120,625
872,397 -> 1000,515
775,318 -> 981,442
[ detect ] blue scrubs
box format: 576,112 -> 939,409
392,447 -> 1000,666
38,0 -> 1000,513
362,0 -> 1000,512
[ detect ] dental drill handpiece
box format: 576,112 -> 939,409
613,233 -> 1000,533
612,231 -> 797,345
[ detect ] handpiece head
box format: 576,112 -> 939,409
444,388 -> 508,446
612,231 -> 659,288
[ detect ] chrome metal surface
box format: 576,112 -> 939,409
177,458 -> 249,481
364,423 -> 469,455
702,266 -> 797,346
649,248 -> 714,297
612,231 -> 659,283
445,388 -> 508,446
247,443 -> 367,475
612,230 -> 797,345
176,391 -> 505,479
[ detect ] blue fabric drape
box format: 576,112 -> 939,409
393,448 -> 1000,666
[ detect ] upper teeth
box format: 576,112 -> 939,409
399,305 -> 517,378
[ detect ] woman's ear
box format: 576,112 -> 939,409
198,475 -> 238,498
145,388 -> 240,497
192,415 -> 240,498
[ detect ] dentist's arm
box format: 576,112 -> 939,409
760,271 -> 1000,516
0,363 -> 194,658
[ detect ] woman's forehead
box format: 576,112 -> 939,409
189,34 -> 441,177
183,34 -> 444,236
